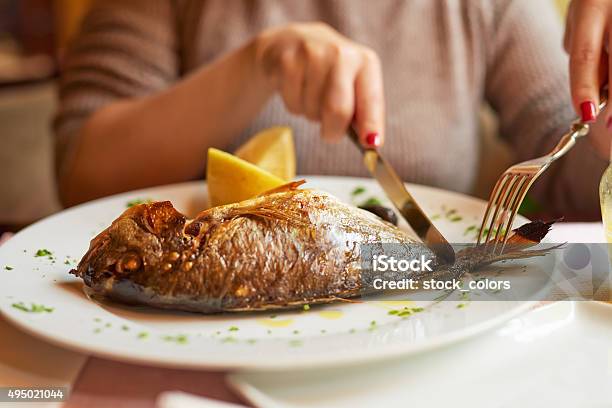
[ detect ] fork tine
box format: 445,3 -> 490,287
483,174 -> 517,246
497,176 -> 535,254
490,175 -> 528,255
477,174 -> 509,244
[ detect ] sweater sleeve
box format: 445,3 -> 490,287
53,0 -> 180,182
484,0 -> 607,220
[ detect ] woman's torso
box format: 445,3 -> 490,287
180,0 -> 491,193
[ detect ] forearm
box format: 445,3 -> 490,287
60,40 -> 273,206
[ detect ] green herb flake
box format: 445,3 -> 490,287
221,336 -> 237,344
457,303 -> 467,309
93,328 -> 102,334
228,326 -> 239,332
449,215 -> 463,222
11,302 -> 53,313
289,339 -> 303,347
430,214 -> 441,220
463,225 -> 477,236
392,306 -> 424,317
246,339 -> 257,345
302,304 -> 310,311
320,329 -> 327,334
349,328 -> 356,334
4,266 -> 13,271
137,331 -> 149,339
126,198 -> 153,208
35,249 -> 52,258
163,334 -> 188,344
121,325 -> 130,331
104,323 -> 112,328
351,186 -> 366,196
293,330 -> 300,335
269,315 -> 277,319
94,317 -> 101,322
360,197 -> 383,207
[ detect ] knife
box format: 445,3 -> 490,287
347,127 -> 455,264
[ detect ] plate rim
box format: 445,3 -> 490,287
0,175 -> 540,371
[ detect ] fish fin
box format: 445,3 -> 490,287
506,219 -> 560,246
481,243 -> 564,268
258,180 -> 306,196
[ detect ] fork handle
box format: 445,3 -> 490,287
550,87 -> 609,160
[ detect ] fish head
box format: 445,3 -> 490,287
71,201 -> 188,292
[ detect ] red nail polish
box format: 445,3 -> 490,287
580,101 -> 597,123
365,132 -> 380,147
607,116 -> 612,130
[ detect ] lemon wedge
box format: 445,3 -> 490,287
207,148 -> 285,207
234,126 -> 296,181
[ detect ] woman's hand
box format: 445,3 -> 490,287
254,22 -> 385,147
564,0 -> 612,123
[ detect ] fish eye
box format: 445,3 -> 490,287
116,252 -> 142,273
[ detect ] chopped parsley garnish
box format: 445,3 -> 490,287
389,306 -> 424,317
163,334 -> 188,344
457,303 -> 467,309
288,339 -> 303,347
228,326 -> 239,332
126,198 -> 153,208
11,302 -> 53,313
430,214 -> 441,220
293,330 -> 300,335
121,325 -> 130,331
246,339 -> 257,345
221,336 -> 237,344
351,186 -> 366,196
35,249 -> 52,258
463,225 -> 478,236
138,332 -> 149,339
4,266 -> 13,271
302,304 -> 310,311
360,197 -> 383,207
349,328 -> 356,334
449,215 -> 463,222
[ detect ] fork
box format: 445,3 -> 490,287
477,94 -> 608,254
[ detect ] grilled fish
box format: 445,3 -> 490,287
71,182 -> 553,313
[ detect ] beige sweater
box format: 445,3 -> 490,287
55,0 -> 607,219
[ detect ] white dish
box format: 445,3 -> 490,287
228,301 -> 612,407
0,176 -> 553,370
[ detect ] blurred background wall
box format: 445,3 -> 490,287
0,0 -> 569,233
0,0 -> 89,233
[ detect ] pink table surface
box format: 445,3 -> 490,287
66,357 -> 249,407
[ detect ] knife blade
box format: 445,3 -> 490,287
348,128 -> 455,264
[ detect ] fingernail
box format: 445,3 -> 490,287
607,116 -> 612,130
580,101 -> 597,123
365,132 -> 380,148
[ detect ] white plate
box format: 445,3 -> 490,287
0,176 -> 554,370
228,302 -> 612,407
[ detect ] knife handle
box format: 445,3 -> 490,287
347,126 -> 366,152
